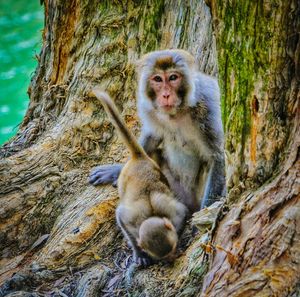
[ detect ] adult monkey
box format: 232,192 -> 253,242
90,49 -> 226,213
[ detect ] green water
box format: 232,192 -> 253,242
0,1 -> 43,145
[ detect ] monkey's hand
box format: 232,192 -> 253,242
89,164 -> 123,186
133,251 -> 154,267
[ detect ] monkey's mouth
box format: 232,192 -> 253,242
160,105 -> 177,115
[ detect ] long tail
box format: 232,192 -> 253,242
90,88 -> 147,159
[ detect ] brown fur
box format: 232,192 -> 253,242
89,49 -> 225,244
90,88 -> 188,265
154,56 -> 175,70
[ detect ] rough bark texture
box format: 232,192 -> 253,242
0,1 -> 217,296
0,0 -> 299,297
202,1 -> 300,296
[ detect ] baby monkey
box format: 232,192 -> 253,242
90,88 -> 188,266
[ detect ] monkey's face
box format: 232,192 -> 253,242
147,70 -> 184,115
138,217 -> 178,261
141,233 -> 177,261
138,50 -> 194,116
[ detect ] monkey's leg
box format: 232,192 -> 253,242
200,155 -> 226,209
150,191 -> 189,234
116,206 -> 153,267
89,164 -> 123,186
162,164 -> 197,213
173,201 -> 189,234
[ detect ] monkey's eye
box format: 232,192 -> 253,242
169,74 -> 178,81
153,76 -> 163,82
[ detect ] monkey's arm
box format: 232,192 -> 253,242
89,164 -> 123,186
193,77 -> 226,208
139,132 -> 162,155
200,154 -> 226,208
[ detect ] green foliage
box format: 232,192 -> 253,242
217,1 -> 272,141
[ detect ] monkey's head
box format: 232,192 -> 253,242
138,217 -> 178,261
137,49 -> 196,116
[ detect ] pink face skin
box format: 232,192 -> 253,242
149,71 -> 183,112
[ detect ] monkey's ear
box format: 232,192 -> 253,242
163,218 -> 173,230
137,238 -> 143,248
172,49 -> 196,70
182,51 -> 196,68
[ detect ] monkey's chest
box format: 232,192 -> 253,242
163,117 -> 210,155
156,113 -> 211,157
165,142 -> 200,178
160,116 -> 210,186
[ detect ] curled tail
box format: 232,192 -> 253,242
91,88 -> 146,159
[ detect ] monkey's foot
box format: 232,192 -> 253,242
133,253 -> 154,267
89,164 -> 122,186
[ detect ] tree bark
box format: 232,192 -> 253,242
201,1 -> 300,296
0,1 -> 299,297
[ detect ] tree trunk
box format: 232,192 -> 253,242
0,1 -> 299,297
201,1 -> 300,296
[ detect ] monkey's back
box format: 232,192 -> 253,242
116,157 -> 173,236
118,157 -> 170,205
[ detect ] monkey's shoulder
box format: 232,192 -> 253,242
194,72 -> 220,103
194,71 -> 219,89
